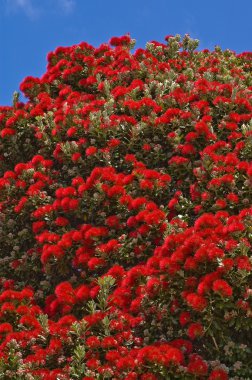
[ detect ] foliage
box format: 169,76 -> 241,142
0,34 -> 251,379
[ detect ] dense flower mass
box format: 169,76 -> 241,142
0,34 -> 251,379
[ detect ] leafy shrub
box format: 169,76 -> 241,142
0,34 -> 251,379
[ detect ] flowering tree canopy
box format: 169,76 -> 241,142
0,34 -> 251,379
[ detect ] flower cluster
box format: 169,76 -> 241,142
0,34 -> 251,379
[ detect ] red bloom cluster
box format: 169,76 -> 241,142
0,34 -> 251,378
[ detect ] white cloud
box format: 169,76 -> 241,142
5,0 -> 76,18
58,0 -> 75,14
6,0 -> 40,19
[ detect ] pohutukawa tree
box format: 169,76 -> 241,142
0,34 -> 251,379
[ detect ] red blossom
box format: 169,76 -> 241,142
212,279 -> 233,297
186,293 -> 208,311
208,369 -> 229,380
187,354 -> 208,376
0,34 -> 251,379
187,322 -> 204,339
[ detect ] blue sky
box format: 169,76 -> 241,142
0,0 -> 251,106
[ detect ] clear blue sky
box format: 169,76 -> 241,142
0,0 -> 251,106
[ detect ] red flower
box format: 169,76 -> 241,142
187,322 -> 204,339
87,257 -> 106,271
105,215 -> 120,228
109,35 -> 131,47
0,323 -> 13,336
48,338 -> 62,353
32,221 -> 46,234
212,279 -> 233,297
179,311 -> 191,327
75,285 -> 90,301
86,336 -> 100,348
0,128 -> 16,138
55,282 -> 76,304
187,354 -> 208,376
72,152 -> 81,162
215,199 -> 227,209
186,293 -> 208,311
85,146 -> 97,156
208,369 -> 228,380
108,138 -> 121,148
140,374 -> 158,380
66,127 -> 77,137
19,314 -> 41,329
101,336 -> 118,348
124,154 -> 137,162
84,227 -> 108,240
143,144 -> 151,151
164,347 -> 184,365
86,359 -> 100,369
227,193 -> 239,203
116,356 -> 136,370
222,258 -> 234,271
55,216 -> 69,226
235,255 -> 251,271
168,156 -> 189,165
